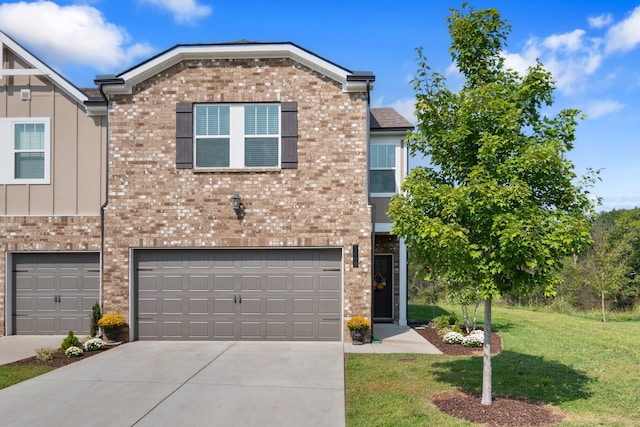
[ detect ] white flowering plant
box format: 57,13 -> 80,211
83,337 -> 105,351
462,333 -> 484,347
65,346 -> 84,357
470,329 -> 484,336
443,331 -> 464,344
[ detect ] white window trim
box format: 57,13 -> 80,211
194,104 -> 281,169
0,117 -> 51,185
369,141 -> 400,197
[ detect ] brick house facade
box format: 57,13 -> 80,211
1,38 -> 412,342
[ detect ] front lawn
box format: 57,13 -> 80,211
345,304 -> 640,426
0,365 -> 53,389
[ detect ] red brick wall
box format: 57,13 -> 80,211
102,58 -> 372,334
0,216 -> 101,335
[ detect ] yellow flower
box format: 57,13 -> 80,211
97,313 -> 127,330
346,315 -> 370,332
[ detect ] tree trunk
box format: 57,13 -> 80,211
473,301 -> 480,331
482,297 -> 492,405
601,288 -> 606,323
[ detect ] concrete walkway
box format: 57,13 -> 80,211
344,323 -> 442,354
0,341 -> 345,427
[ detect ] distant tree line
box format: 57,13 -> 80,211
409,207 -> 640,321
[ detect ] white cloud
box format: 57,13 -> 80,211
584,100 -> 625,119
543,29 -> 588,52
0,1 -> 152,72
605,6 -> 640,53
388,98 -> 417,125
138,0 -> 211,24
502,39 -> 540,75
588,13 -> 613,29
502,30 -> 603,95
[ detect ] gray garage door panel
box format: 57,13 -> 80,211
13,253 -> 100,335
135,249 -> 342,341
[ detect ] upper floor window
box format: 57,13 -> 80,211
0,118 -> 50,184
369,143 -> 396,195
194,104 -> 280,169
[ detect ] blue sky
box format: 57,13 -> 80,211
1,0 -> 639,212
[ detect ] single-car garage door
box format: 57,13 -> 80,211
134,249 -> 342,341
13,253 -> 100,335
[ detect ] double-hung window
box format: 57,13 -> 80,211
369,143 -> 397,195
0,118 -> 50,184
194,104 -> 280,169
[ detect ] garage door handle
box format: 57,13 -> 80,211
323,318 -> 340,321
323,268 -> 340,271
137,317 -> 154,320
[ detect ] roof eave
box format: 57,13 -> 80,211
100,43 -> 374,94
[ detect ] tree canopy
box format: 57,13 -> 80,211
389,4 -> 597,405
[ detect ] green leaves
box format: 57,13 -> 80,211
391,5 -> 596,301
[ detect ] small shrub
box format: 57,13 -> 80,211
64,346 -> 83,357
448,312 -> 459,325
450,323 -> 463,334
462,333 -> 484,347
83,337 -> 105,351
60,330 -> 81,351
443,331 -> 464,344
90,302 -> 102,338
35,346 -> 56,362
433,314 -> 451,330
470,329 -> 484,336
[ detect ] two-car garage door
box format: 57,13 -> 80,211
134,249 -> 342,341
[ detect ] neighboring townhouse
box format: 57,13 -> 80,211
370,108 -> 413,327
1,36 -> 412,342
0,30 -> 106,336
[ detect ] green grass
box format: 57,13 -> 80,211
0,365 -> 53,390
346,304 -> 640,426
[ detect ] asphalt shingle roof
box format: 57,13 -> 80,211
370,107 -> 413,130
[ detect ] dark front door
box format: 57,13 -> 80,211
373,254 -> 393,320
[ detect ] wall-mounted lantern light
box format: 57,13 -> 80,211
231,192 -> 244,218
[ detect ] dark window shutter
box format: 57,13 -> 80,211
176,103 -> 193,169
280,101 -> 298,169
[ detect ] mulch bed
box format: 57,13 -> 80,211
3,346 -> 114,369
412,325 -> 503,356
411,324 -> 565,426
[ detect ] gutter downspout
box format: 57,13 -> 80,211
94,76 -> 124,312
365,80 -> 375,342
349,74 -> 375,341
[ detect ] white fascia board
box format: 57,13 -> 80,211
0,34 -> 90,110
107,43 -> 362,94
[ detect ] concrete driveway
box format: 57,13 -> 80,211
0,340 -> 345,427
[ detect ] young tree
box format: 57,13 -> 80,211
574,209 -> 640,319
389,4 -> 596,405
